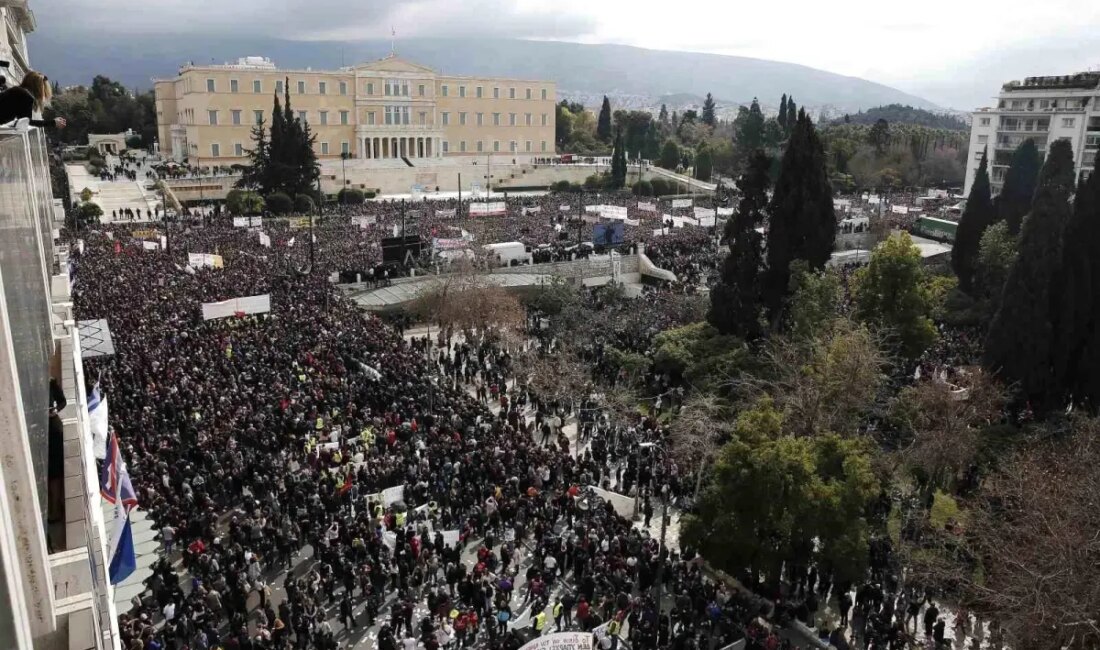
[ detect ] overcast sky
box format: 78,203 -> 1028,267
30,0 -> 1100,108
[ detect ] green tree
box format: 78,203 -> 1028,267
764,109 -> 836,321
293,194 -> 315,214
868,118 -> 890,154
787,261 -> 842,340
976,221 -> 1017,306
237,117 -> 272,194
610,129 -> 627,189
643,122 -> 661,161
76,201 -> 103,225
709,149 -> 770,337
701,92 -> 717,127
952,148 -> 995,293
1052,168 -> 1100,407
597,96 -> 613,141
852,232 -> 937,358
658,139 -> 680,170
265,192 -> 293,215
784,96 -> 797,134
734,98 -> 765,161
694,143 -> 713,181
337,188 -> 365,204
778,94 -> 788,133
984,139 -> 1075,406
658,103 -> 669,124
684,430 -> 879,588
997,139 -> 1042,235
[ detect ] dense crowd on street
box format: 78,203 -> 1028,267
72,222 -> 799,650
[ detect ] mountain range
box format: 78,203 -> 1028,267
27,35 -> 938,114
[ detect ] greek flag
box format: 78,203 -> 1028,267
100,432 -> 138,584
87,384 -> 109,460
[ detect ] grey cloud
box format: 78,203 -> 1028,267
33,0 -> 595,41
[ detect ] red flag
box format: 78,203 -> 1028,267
114,241 -> 121,254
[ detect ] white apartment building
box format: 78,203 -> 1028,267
964,71 -> 1100,196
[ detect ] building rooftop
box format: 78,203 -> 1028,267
1002,72 -> 1100,92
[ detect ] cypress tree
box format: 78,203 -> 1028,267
997,139 -> 1042,235
764,109 -> 836,321
268,92 -> 286,195
597,96 -> 613,141
237,117 -> 270,194
702,93 -> 717,127
778,94 -> 788,132
983,139 -> 1075,407
610,129 -> 627,189
709,149 -> 770,338
952,148 -> 995,293
1053,168 -> 1100,407
785,97 -> 797,134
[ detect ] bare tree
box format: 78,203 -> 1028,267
893,368 -> 1006,489
960,417 -> 1100,649
668,393 -> 734,501
411,258 -> 525,339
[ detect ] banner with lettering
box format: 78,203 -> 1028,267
469,202 -> 507,217
671,198 -> 692,209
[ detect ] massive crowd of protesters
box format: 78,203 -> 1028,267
71,213 -> 798,650
69,180 -> 991,650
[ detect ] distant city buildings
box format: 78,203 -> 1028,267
964,71 -> 1100,196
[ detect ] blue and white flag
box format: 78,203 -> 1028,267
100,431 -> 138,585
87,384 -> 109,460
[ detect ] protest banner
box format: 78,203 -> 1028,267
436,208 -> 457,219
132,229 -> 159,240
469,202 -> 507,217
352,215 -> 377,228
258,232 -> 271,248
671,198 -> 692,209
518,631 -> 594,650
201,294 -> 271,321
891,205 -> 910,214
441,530 -> 461,547
382,485 -> 405,506
637,201 -> 657,212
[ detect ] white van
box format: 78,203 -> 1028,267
482,241 -> 531,267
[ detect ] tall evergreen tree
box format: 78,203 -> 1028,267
658,104 -> 669,124
643,122 -> 661,161
997,138 -> 1042,235
785,97 -> 797,134
267,92 -> 287,194
952,148 -> 995,293
610,129 -> 627,189
694,144 -> 713,181
764,109 -> 836,321
597,96 -> 613,141
237,117 -> 271,194
701,93 -> 717,126
735,99 -> 765,152
709,149 -> 770,338
778,94 -> 788,132
1053,168 -> 1100,406
983,139 -> 1075,407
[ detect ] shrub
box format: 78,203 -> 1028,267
364,190 -> 377,199
80,187 -> 93,202
76,201 -> 103,224
650,178 -> 670,196
293,194 -> 316,214
125,135 -> 143,149
338,188 -> 365,205
265,192 -> 293,215
632,180 -> 653,197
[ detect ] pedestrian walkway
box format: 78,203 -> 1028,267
67,163 -> 161,222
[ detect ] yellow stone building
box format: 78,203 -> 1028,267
154,55 -> 557,167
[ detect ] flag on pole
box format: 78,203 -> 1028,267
100,432 -> 138,584
88,384 -> 109,460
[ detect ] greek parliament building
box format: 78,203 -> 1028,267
154,54 -> 557,167
964,70 -> 1100,196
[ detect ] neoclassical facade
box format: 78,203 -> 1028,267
154,55 -> 557,166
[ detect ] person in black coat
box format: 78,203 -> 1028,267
0,70 -> 66,128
